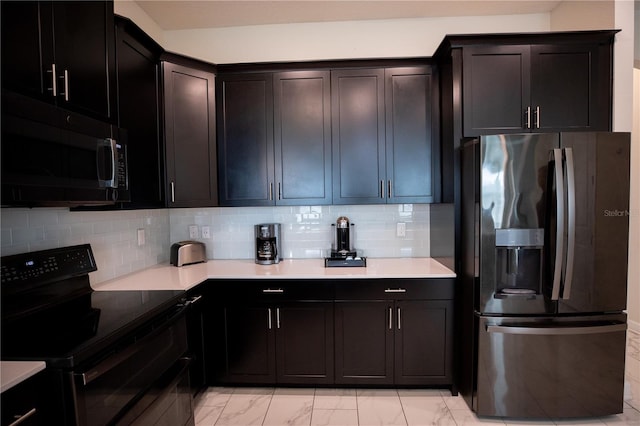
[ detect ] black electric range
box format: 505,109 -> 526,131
1,245 -> 184,368
1,245 -> 193,426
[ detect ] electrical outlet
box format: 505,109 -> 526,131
396,222 -> 406,238
201,226 -> 211,239
137,228 -> 145,246
189,225 -> 198,239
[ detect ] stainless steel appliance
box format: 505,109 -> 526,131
255,223 -> 281,264
171,241 -> 207,266
325,216 -> 366,267
1,245 -> 194,426
459,132 -> 630,418
1,92 -> 130,207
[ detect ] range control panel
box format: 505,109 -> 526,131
1,244 -> 97,285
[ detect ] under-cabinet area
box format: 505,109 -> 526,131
196,277 -> 455,392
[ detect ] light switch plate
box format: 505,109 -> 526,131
396,222 -> 406,238
137,228 -> 145,246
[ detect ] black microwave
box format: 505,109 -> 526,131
1,92 -> 130,207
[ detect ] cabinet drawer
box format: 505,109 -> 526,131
335,279 -> 454,300
211,280 -> 335,301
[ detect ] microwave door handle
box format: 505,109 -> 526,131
562,148 -> 576,299
551,148 -> 565,301
97,138 -> 117,188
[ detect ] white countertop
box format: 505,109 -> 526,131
1,361 -> 46,393
93,258 -> 455,291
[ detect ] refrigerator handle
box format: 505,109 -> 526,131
562,148 -> 576,299
486,323 -> 626,336
551,149 -> 565,301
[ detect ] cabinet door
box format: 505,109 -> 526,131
274,71 -> 332,205
331,69 -> 386,204
385,67 -> 437,203
531,44 -> 610,132
115,19 -> 164,208
276,302 -> 334,384
217,73 -> 274,206
394,300 -> 453,385
462,45 -> 531,136
334,301 -> 393,385
1,1 -> 53,102
52,1 -> 116,121
163,62 -> 217,207
220,304 -> 276,384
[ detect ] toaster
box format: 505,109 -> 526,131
170,241 -> 207,266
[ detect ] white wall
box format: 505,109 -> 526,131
114,0 -> 164,45
162,14 -> 549,64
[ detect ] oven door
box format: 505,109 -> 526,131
70,308 -> 189,426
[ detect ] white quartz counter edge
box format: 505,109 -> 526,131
1,361 -> 46,393
92,258 -> 455,291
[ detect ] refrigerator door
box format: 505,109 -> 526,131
476,314 -> 627,418
557,132 -> 630,314
478,133 -> 559,314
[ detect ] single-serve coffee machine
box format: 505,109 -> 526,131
325,216 -> 366,267
255,223 -> 281,265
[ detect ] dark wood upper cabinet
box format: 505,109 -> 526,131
461,36 -> 613,136
331,68 -> 386,204
530,43 -> 610,132
114,17 -> 164,208
274,71 -> 332,205
217,71 -> 332,206
217,73 -> 274,206
163,61 -> 217,207
332,66 -> 439,204
1,1 -> 116,122
385,67 -> 439,203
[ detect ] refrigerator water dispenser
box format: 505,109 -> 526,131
495,228 -> 544,296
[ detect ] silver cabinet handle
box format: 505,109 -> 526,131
388,307 -> 393,329
47,64 -> 57,97
276,307 -> 281,329
563,148 -> 576,300
535,106 -> 540,129
380,180 -> 384,198
388,180 -> 392,198
60,69 -> 69,101
170,181 -> 175,203
278,182 -> 282,200
526,106 -> 531,129
551,149 -> 565,301
397,307 -> 401,330
268,308 -> 272,329
262,288 -> 284,293
384,288 -> 406,293
269,182 -> 273,201
8,408 -> 37,426
487,323 -> 626,336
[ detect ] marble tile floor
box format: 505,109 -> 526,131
194,330 -> 640,426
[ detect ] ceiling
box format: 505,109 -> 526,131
135,0 -> 564,30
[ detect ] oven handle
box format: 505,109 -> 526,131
75,304 -> 187,386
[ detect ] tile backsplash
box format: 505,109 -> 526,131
1,204 -> 430,285
1,208 -> 170,284
170,204 -> 430,260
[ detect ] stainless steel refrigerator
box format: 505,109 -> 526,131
459,132 -> 630,418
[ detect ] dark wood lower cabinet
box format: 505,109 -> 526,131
213,301 -> 334,385
205,279 -> 454,388
276,302 -> 334,384
334,301 -> 394,385
394,300 -> 454,385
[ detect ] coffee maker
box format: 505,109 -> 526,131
325,216 -> 366,267
255,223 -> 281,265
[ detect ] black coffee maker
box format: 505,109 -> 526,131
330,216 -> 356,258
255,223 -> 281,265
